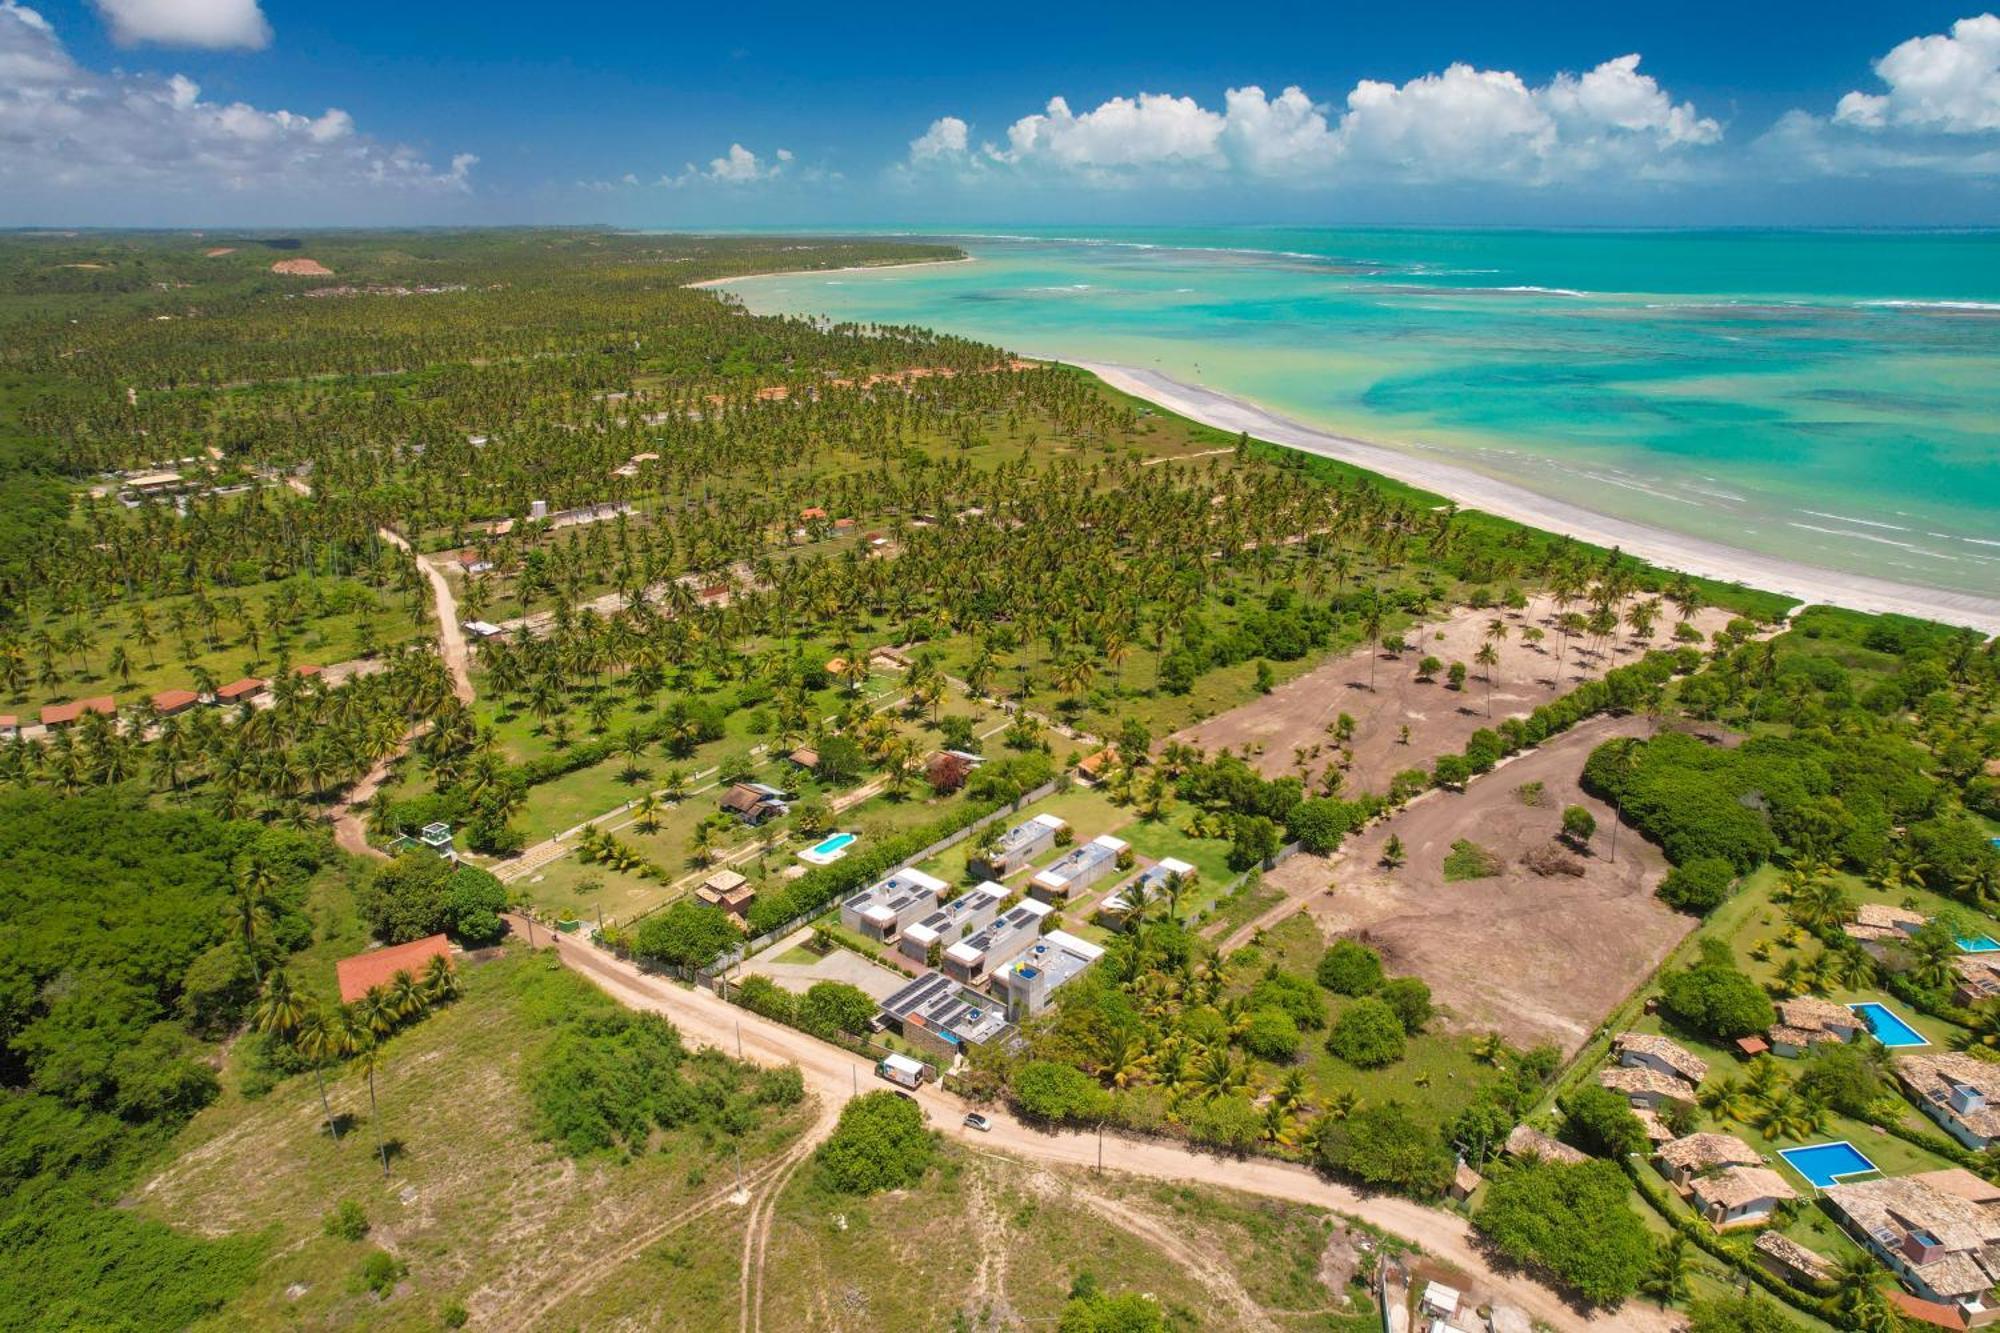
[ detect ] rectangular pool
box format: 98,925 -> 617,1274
1849,1001 -> 1929,1048
1960,936 -> 2000,954
798,831 -> 857,865
1778,1141 -> 1879,1190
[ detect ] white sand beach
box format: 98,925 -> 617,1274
1073,359 -> 2000,635
686,255 -> 974,290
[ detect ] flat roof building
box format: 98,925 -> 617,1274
840,868 -> 948,945
969,813 -> 1067,880
1001,929 -> 1104,1020
944,898 -> 1052,985
1030,835 -> 1129,903
900,882 -> 1006,963
877,970 -> 1011,1062
1100,857 -> 1197,922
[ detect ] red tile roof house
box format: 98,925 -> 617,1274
214,677 -> 266,705
41,696 -> 116,728
152,688 -> 199,716
336,934 -> 454,1004
0,715 -> 17,739
294,663 -> 324,680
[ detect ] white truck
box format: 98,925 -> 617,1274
875,1052 -> 926,1089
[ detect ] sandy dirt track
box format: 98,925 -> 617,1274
510,916 -> 1675,1332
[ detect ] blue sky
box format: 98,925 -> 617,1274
4,0 -> 1999,225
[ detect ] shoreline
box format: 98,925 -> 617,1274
1069,359 -> 2000,634
686,255 -> 974,290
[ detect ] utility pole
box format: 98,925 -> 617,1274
1096,1121 -> 1104,1174
736,1019 -> 744,1060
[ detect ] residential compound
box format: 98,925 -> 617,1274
839,868 -> 948,946
1767,996 -> 1864,1057
944,898 -> 1052,984
968,813 -> 1067,880
1825,1169 -> 2000,1326
1030,834 -> 1129,903
899,882 -> 1007,964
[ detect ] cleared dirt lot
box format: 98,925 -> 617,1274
1173,600 -> 1735,795
1260,713 -> 1696,1054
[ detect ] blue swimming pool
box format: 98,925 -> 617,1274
1849,1001 -> 1929,1048
798,831 -> 857,865
1961,936 -> 2000,953
1778,1141 -> 1879,1190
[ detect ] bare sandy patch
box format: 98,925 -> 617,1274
1174,599 -> 1735,797
270,258 -> 333,276
1263,712 -> 1696,1053
204,247 -> 237,257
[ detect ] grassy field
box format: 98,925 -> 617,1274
752,1140 -> 1378,1332
135,948 -> 816,1331
1234,913 -> 1512,1130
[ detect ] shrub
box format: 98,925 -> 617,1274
1561,805 -> 1596,848
1442,839 -> 1502,881
1659,954 -> 1775,1040
815,1091 -> 933,1194
359,1249 -> 407,1298
1012,1060 -> 1113,1123
322,1200 -> 370,1242
1248,971 -> 1328,1030
633,901 -> 738,970
1658,857 -> 1735,915
1316,939 -> 1382,995
1241,1007 -> 1302,1061
1474,1159 -> 1651,1307
1378,977 -> 1433,1034
796,981 -> 876,1037
1327,998 -> 1406,1068
1317,1101 -> 1453,1198
1286,797 -> 1356,855
1559,1085 -> 1647,1157
1183,1093 -> 1262,1151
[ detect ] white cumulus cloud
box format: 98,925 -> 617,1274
0,1 -> 476,212
1834,12 -> 2000,133
913,54 -> 1718,189
665,142 -> 791,186
908,115 -> 968,162
92,0 -> 271,50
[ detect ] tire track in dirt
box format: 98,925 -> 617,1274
739,1121 -> 827,1333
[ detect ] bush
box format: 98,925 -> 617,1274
1442,839 -> 1502,881
1659,953 -> 1775,1041
633,901 -> 738,970
1248,971 -> 1327,1030
1286,798 -> 1356,855
529,1010 -> 688,1158
1561,805 -> 1596,848
1316,939 -> 1382,996
1012,1060 -> 1113,1124
1240,1007 -> 1302,1061
1183,1093 -> 1262,1151
1378,977 -> 1434,1034
1317,1101 -> 1453,1198
796,981 -> 876,1037
1658,857 -> 1735,915
815,1091 -> 933,1194
359,1249 -> 407,1298
1473,1159 -> 1651,1307
322,1200 -> 370,1242
1327,998 -> 1406,1068
1559,1085 -> 1647,1157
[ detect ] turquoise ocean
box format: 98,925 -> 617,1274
715,229 -> 2000,600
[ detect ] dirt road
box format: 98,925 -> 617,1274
375,526 -> 474,704
511,917 -> 1670,1333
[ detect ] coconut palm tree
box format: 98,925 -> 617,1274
294,1005 -> 348,1146
349,1035 -> 394,1179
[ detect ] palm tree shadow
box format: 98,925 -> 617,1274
324,1112 -> 358,1140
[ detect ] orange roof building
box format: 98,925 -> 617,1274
215,677 -> 265,703
294,664 -> 323,679
336,934 -> 453,1004
153,688 -> 199,715
41,696 -> 115,727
